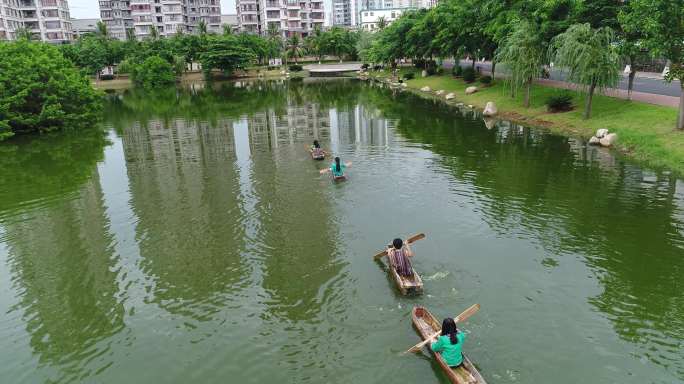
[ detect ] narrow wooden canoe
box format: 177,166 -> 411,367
389,264 -> 423,295
332,175 -> 347,182
411,306 -> 487,384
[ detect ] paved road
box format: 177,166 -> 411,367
442,60 -> 682,98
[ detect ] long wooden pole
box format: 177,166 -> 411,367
373,233 -> 425,260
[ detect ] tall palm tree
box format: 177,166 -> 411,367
222,23 -> 232,36
14,27 -> 32,41
125,28 -> 136,42
286,35 -> 305,63
149,26 -> 159,40
198,20 -> 208,36
267,23 -> 280,38
307,26 -> 325,63
376,16 -> 388,30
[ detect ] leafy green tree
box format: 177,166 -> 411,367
366,12 -> 420,64
574,0 -> 621,30
73,35 -> 109,77
0,41 -> 102,140
236,32 -> 269,64
200,36 -> 256,78
623,0 -> 684,129
96,21 -> 109,38
325,27 -> 353,62
131,55 -> 176,88
222,24 -> 233,36
550,23 -> 620,119
406,9 -> 439,60
355,30 -> 376,63
497,20 -> 545,107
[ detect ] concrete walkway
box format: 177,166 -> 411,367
304,62 -> 363,73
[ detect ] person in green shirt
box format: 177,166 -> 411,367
430,317 -> 466,367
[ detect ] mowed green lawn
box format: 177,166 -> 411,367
371,70 -> 684,173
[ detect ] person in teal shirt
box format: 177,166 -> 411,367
320,157 -> 352,179
431,318 -> 466,367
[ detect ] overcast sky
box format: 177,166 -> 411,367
69,0 -> 238,18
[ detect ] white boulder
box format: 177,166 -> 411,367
465,86 -> 478,95
483,102 -> 498,117
435,90 -> 445,95
421,86 -> 431,92
599,133 -> 618,147
596,128 -> 609,138
422,70 -> 428,77
401,83 -> 408,88
483,117 -> 496,130
588,136 -> 601,145
445,93 -> 456,100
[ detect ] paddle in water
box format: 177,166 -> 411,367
404,303 -> 480,354
373,233 -> 425,260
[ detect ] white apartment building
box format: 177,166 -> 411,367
0,0 -> 72,42
236,0 -> 324,37
99,0 -> 221,40
359,7 -> 404,31
359,0 -> 435,31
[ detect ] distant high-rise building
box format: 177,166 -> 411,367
0,0 -> 73,43
236,0 -> 325,37
99,0 -> 222,40
332,0 -> 358,27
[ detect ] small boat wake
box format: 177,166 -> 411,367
423,271 -> 450,281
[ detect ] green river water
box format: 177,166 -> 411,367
0,79 -> 682,383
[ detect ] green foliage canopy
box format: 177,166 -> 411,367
0,41 -> 102,140
131,55 -> 177,88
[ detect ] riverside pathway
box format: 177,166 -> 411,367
446,60 -> 680,108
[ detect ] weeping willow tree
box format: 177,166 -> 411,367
551,23 -> 620,119
496,21 -> 545,107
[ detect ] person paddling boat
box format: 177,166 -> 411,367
320,157 -> 351,181
309,140 -> 326,160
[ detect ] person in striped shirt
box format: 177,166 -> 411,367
387,238 -> 414,277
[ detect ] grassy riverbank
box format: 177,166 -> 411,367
370,70 -> 684,174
